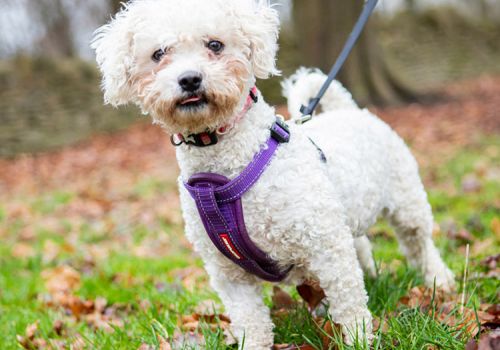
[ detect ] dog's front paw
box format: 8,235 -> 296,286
342,318 -> 373,347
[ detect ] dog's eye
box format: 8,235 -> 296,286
152,49 -> 165,62
207,40 -> 224,54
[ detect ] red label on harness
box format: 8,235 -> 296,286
220,233 -> 243,260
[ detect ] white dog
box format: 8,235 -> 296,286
92,0 -> 455,348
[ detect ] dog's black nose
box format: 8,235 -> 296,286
178,71 -> 203,92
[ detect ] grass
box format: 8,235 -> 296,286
0,138 -> 499,349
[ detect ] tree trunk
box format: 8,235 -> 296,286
32,0 -> 75,57
293,0 -> 417,106
405,0 -> 417,13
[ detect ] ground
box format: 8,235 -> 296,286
0,76 -> 499,349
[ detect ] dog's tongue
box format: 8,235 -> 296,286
180,96 -> 202,105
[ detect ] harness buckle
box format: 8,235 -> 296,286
270,117 -> 290,143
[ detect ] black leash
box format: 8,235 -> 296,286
297,0 -> 379,124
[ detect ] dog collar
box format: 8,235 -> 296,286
171,87 -> 259,147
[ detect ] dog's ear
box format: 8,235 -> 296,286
91,11 -> 134,107
241,1 -> 281,79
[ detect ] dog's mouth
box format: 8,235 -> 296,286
177,94 -> 208,110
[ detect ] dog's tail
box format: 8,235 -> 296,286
282,67 -> 358,121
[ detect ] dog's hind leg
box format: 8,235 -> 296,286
354,235 -> 376,278
389,203 -> 455,291
387,152 -> 455,291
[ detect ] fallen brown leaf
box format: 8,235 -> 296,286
11,243 -> 36,259
481,255 -> 500,272
320,319 -> 342,350
439,302 -> 479,337
485,304 -> 500,318
181,314 -> 197,324
171,330 -> 204,348
85,309 -> 124,333
432,222 -> 442,237
297,280 -> 326,311
471,238 -> 496,257
448,229 -> 474,244
46,294 -> 93,319
42,240 -> 61,263
17,321 -> 44,350
490,218 -> 500,241
373,316 -> 389,333
158,335 -> 172,350
70,334 -> 85,350
272,286 -> 296,311
139,299 -> 152,312
179,301 -> 231,340
194,299 -> 222,315
462,174 -> 482,193
42,265 -> 81,296
273,345 -> 316,350
25,321 -> 39,339
170,267 -> 207,291
41,265 -> 124,333
399,286 -> 446,310
478,330 -> 500,350
465,339 -> 478,350
479,304 -> 500,333
52,320 -> 64,336
181,321 -> 199,332
398,286 -> 489,337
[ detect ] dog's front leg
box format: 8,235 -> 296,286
206,263 -> 274,350
305,228 -> 372,345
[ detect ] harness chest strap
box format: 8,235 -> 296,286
184,118 -> 293,282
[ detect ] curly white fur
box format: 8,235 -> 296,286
282,67 -> 358,120
92,1 -> 455,348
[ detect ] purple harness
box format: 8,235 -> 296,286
184,118 -> 293,282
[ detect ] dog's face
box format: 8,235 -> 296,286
92,0 -> 280,134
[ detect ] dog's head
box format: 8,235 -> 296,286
92,0 -> 280,134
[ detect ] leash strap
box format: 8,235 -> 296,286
297,0 -> 379,124
184,118 -> 293,282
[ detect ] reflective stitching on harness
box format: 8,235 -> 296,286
196,187 -> 225,248
216,146 -> 267,195
218,152 -> 275,203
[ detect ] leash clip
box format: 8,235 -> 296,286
295,114 -> 313,125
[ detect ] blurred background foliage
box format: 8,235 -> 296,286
0,0 -> 500,157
